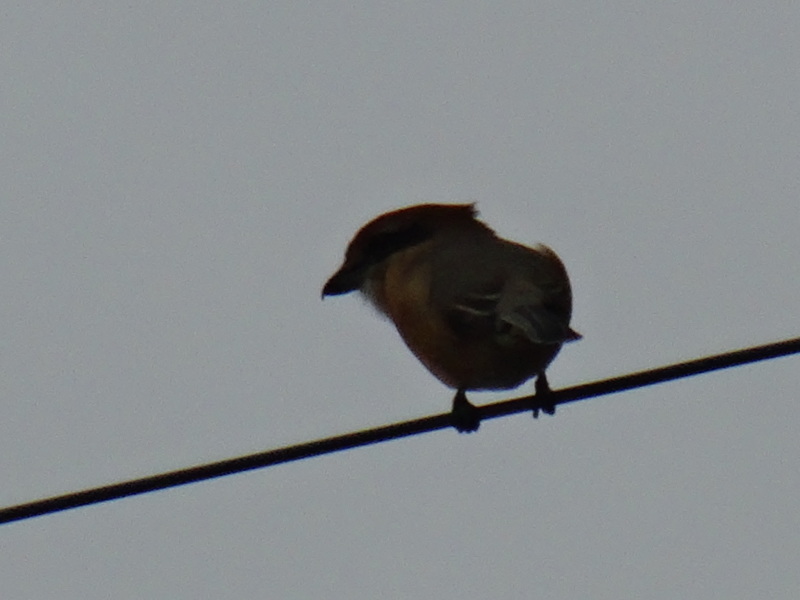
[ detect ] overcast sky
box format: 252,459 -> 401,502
2,3 -> 799,598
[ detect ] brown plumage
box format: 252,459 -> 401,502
322,203 -> 580,432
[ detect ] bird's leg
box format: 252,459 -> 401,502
450,389 -> 481,433
531,373 -> 556,419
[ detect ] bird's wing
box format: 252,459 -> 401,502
436,241 -> 579,345
495,277 -> 580,344
497,243 -> 579,344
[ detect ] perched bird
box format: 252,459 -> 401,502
322,203 -> 580,432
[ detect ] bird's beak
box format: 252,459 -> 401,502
321,264 -> 363,298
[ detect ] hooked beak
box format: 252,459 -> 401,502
321,264 -> 364,298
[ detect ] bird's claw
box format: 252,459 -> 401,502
451,390 -> 481,433
531,374 -> 556,419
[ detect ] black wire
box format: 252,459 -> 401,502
1,336 -> 799,526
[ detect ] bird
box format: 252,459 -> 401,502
322,203 -> 580,433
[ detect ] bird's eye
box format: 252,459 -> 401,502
365,223 -> 432,263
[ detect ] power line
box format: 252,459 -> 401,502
1,335 -> 798,526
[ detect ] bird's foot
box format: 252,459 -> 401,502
531,374 -> 556,419
450,390 -> 481,433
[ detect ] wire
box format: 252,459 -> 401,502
1,335 -> 799,526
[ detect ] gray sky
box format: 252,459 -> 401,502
2,2 -> 799,598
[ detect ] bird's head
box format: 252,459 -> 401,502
322,203 -> 489,297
